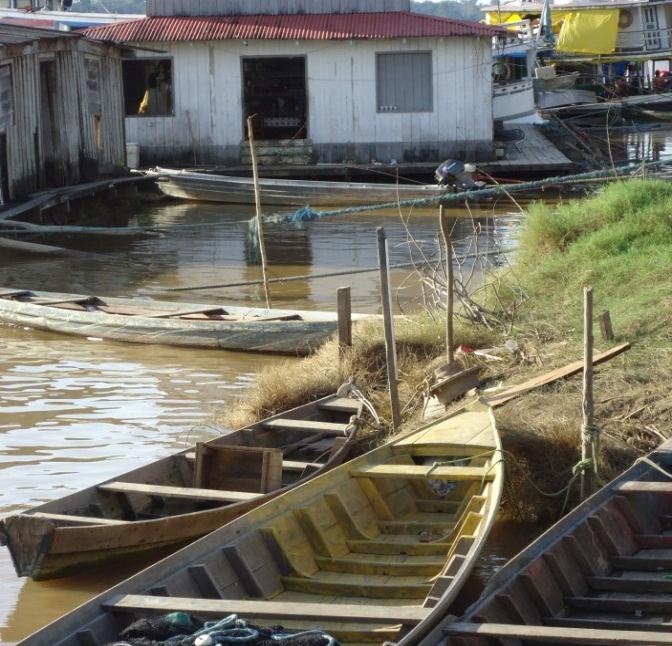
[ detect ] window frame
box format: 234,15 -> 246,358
122,57 -> 176,119
375,50 -> 434,114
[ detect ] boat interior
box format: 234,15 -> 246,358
445,450 -> 672,645
39,406 -> 501,645
0,289 -> 303,322
19,398 -> 360,524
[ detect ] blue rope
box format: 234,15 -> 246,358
246,160 -> 663,257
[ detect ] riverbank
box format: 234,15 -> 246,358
223,179 -> 672,522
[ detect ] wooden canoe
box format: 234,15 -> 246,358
0,392 -> 363,581
425,438 -> 672,645
149,167 -> 448,207
0,288 -> 371,355
19,399 -> 503,646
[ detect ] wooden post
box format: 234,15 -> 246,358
581,285 -> 594,500
377,227 -> 401,433
599,309 -> 614,342
337,286 -> 352,361
439,205 -> 455,364
246,115 -> 272,309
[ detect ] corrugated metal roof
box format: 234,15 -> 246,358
84,13 -> 503,43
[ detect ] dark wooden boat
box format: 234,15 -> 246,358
0,288 -> 371,355
149,167 -> 448,207
19,400 -> 502,645
424,438 -> 672,645
0,392 -> 363,581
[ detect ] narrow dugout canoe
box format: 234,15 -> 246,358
0,288 -> 371,355
20,399 -> 503,646
149,167 -> 448,207
0,392 -> 363,581
426,438 -> 672,645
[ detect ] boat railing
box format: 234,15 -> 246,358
616,27 -> 672,53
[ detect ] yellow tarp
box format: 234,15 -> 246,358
556,9 -> 619,54
485,12 -> 525,26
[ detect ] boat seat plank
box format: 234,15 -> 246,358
351,464 -> 494,481
182,453 -> 318,472
611,554 -> 672,570
105,595 -> 429,625
98,482 -> 260,503
444,622 -> 672,644
263,419 -> 350,436
565,595 -> 672,613
149,307 -> 227,319
0,289 -> 33,298
618,482 -> 672,495
21,512 -> 128,526
34,297 -> 98,307
587,575 -> 672,593
318,397 -> 361,414
547,616 -> 672,632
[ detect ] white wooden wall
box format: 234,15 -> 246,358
126,36 -> 493,164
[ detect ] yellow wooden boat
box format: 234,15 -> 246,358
21,400 -> 503,646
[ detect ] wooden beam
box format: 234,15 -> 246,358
98,482 -> 260,503
318,397 -> 361,414
351,464 -> 494,481
566,595 -> 672,613
588,576 -> 672,593
610,554 -> 672,571
21,512 -> 127,526
618,481 -> 672,495
262,419 -> 350,436
104,594 -> 429,625
485,343 -> 631,407
444,622 -> 672,644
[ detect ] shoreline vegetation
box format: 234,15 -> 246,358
221,179 -> 672,522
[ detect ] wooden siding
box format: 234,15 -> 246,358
0,37 -> 126,201
126,36 -> 493,165
147,0 -> 411,17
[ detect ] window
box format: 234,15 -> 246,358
0,65 -> 13,130
376,52 -> 433,113
122,59 -> 173,117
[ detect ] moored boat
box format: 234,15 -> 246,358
148,166 -> 450,207
0,288 -> 371,355
0,391 -> 363,581
424,438 -> 672,645
19,399 -> 502,645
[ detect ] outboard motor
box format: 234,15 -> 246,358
434,159 -> 479,191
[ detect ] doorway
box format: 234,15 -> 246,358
242,56 -> 307,141
39,59 -> 62,186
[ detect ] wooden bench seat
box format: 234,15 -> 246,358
262,419 -> 350,436
149,307 -> 227,319
617,481 -> 672,495
444,622 -> 672,644
318,397 -> 361,414
104,594 -> 429,625
351,464 -> 494,481
21,512 -> 127,526
98,482 -> 260,503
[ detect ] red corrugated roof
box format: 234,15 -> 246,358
85,13 -> 502,43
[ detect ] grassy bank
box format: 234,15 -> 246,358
220,179 -> 672,522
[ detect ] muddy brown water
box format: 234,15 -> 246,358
0,199 -> 532,641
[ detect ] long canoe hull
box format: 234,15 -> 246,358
0,393 -> 362,580
0,289 -> 370,354
151,167 -> 448,207
425,438 -> 672,645
19,400 -> 503,645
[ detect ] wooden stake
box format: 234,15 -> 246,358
438,205 -> 454,364
246,115 -> 272,309
337,286 -> 352,361
377,227 -> 401,433
599,309 -> 614,342
581,285 -> 594,500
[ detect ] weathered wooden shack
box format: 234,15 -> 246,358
0,23 -> 127,203
86,0 -> 502,167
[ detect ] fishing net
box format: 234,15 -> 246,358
107,612 -> 339,646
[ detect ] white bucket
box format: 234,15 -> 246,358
126,142 -> 140,170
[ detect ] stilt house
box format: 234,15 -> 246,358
86,0 -> 502,167
0,24 -> 127,202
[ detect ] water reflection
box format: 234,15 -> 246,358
0,198 -> 521,640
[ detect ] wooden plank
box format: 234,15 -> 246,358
149,307 -> 226,319
104,594 -> 429,625
618,481 -> 672,495
351,464 -> 494,481
611,554 -> 672,571
566,596 -> 672,612
318,397 -> 361,414
262,419 -> 350,436
98,482 -> 260,503
21,512 -> 128,526
485,343 -> 631,407
444,622 -> 672,644
635,535 -> 672,549
547,616 -> 672,632
282,460 -> 320,472
588,576 -> 672,593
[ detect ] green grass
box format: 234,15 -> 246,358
513,179 -> 672,348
